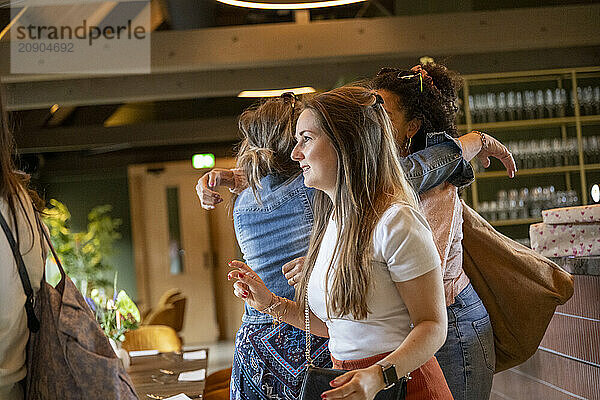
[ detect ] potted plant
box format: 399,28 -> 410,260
86,273 -> 141,367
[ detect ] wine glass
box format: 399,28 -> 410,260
515,91 -> 524,120
535,90 -> 545,119
486,92 -> 497,122
475,94 -> 486,123
554,88 -> 567,117
582,86 -> 594,116
468,95 -> 476,123
524,90 -> 536,119
497,92 -> 507,121
507,91 -> 516,121
545,89 -> 554,118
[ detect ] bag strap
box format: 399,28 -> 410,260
304,288 -> 314,367
34,212 -> 66,279
0,211 -> 40,332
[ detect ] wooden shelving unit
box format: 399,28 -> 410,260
460,66 -> 600,224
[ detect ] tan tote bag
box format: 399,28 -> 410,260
461,201 -> 574,373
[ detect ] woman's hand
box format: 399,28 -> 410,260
476,133 -> 517,178
322,365 -> 385,400
195,168 -> 235,210
227,260 -> 274,311
457,131 -> 517,178
282,256 -> 305,287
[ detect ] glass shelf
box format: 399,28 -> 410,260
489,217 -> 542,227
475,164 -> 600,179
457,115 -> 600,132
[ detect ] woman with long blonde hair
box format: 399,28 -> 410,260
201,90 -> 481,399
229,86 -> 453,399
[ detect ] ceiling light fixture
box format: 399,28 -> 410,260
215,0 -> 365,10
238,86 -> 316,98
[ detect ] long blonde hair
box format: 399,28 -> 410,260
295,86 -> 419,320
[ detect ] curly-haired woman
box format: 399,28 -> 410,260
372,63 -> 510,400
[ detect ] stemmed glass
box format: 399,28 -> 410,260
535,90 -> 545,119
515,91 -> 524,120
468,95 -> 475,123
545,89 -> 554,118
551,138 -> 564,167
554,88 -> 567,117
584,136 -> 599,164
486,92 -> 497,122
508,189 -> 520,220
474,94 -> 486,123
507,91 -> 516,121
524,91 -> 536,119
582,86 -> 594,116
497,92 -> 507,121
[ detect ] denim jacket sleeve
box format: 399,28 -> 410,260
400,132 -> 474,194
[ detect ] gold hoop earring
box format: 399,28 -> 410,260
403,137 -> 412,155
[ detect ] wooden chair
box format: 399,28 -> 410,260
141,288 -> 183,322
204,387 -> 229,400
143,297 -> 186,333
203,367 -> 232,400
122,325 -> 182,353
157,288 -> 183,307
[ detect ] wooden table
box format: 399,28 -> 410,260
127,349 -> 208,399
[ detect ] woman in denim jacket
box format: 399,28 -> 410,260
197,91 -> 514,400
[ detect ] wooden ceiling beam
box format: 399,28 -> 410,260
15,116 -> 240,153
1,4 -> 598,110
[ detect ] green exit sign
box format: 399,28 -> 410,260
192,153 -> 215,169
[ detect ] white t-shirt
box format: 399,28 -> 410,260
0,190 -> 46,400
308,203 -> 440,361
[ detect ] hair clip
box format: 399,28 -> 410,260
410,65 -> 433,93
280,92 -> 297,109
377,67 -> 426,93
398,73 -> 417,80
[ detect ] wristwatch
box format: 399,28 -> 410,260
375,360 -> 398,389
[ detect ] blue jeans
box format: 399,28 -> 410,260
435,283 -> 495,400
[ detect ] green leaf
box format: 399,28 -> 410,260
116,290 -> 141,322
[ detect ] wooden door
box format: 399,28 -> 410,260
129,160 -> 226,344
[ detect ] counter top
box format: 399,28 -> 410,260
550,256 -> 600,276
